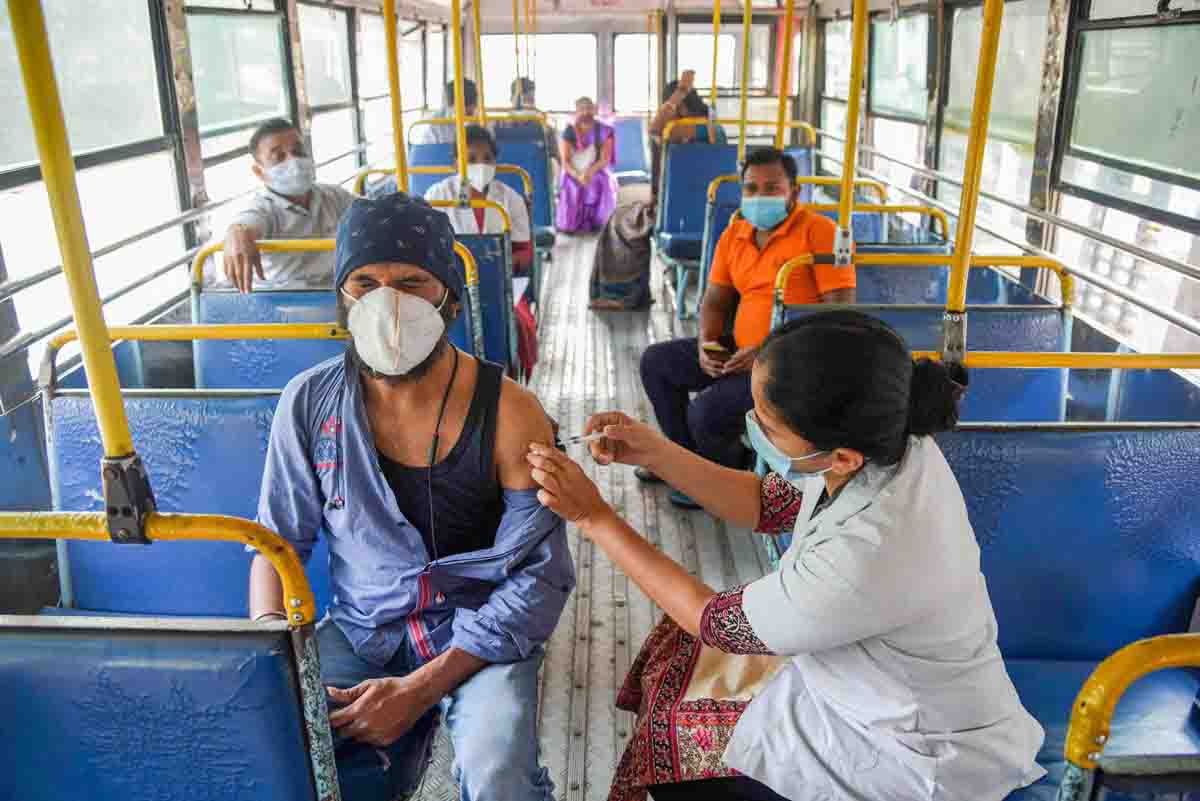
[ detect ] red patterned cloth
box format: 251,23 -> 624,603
700,587 -> 774,655
610,617 -> 749,801
757,471 -> 804,534
514,296 -> 537,381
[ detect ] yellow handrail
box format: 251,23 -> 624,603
705,173 -> 887,203
383,0 -> 410,192
411,112 -> 549,130
837,0 -> 868,250
737,0 -> 753,164
661,117 -> 816,146
354,164 -> 535,197
10,0 -> 132,458
191,238 -> 334,286
907,352 -> 1200,370
191,239 -> 482,288
710,0 -> 721,110
0,512 -> 317,626
774,254 -> 1074,308
450,0 -> 469,181
471,0 -> 487,127
808,204 -> 948,239
1063,634 -> 1200,771
428,198 -> 512,233
49,324 -> 348,353
949,0 -> 1004,315
485,107 -> 549,123
775,0 -> 797,150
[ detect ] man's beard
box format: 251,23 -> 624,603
348,333 -> 450,386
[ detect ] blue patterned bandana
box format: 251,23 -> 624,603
335,193 -> 462,299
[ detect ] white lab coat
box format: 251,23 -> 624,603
727,436 -> 1046,801
424,175 -> 532,244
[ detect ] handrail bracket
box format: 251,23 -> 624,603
101,453 -> 157,544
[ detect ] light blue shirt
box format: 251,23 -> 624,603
257,354 -> 575,667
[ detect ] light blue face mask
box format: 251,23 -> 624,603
740,195 -> 790,230
745,410 -> 831,483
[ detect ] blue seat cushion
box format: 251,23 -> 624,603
1004,659 -> 1200,800
658,231 -> 703,261
535,226 -> 556,249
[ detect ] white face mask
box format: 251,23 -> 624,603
263,156 -> 316,197
342,287 -> 448,376
467,163 -> 496,193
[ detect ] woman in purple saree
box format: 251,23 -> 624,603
557,97 -> 617,233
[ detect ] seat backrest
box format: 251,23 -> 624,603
780,306 -> 1069,421
656,143 -> 739,240
816,208 -> 884,243
699,180 -> 742,290
407,142 -> 458,198
1116,368 -> 1200,422
193,291 -> 344,389
611,116 -> 648,175
456,233 -> 514,369
50,391 -> 332,617
783,145 -> 815,187
0,616 -> 317,801
936,426 -> 1200,660
408,141 -> 554,230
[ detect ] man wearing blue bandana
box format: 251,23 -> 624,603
248,194 -> 572,801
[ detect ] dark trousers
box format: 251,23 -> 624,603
640,337 -> 754,467
649,777 -> 790,801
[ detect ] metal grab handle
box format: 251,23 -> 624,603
906,351 -> 1200,369
660,117 -> 817,146
410,113 -> 550,131
427,199 -> 513,234
354,164 -> 535,198
774,254 -> 1076,309
705,174 -> 888,203
191,238 -> 335,286
0,512 -> 317,626
806,203 -> 946,238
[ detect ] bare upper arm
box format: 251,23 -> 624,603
495,378 -> 554,490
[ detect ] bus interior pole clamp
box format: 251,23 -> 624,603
101,454 -> 156,544
942,312 -> 967,365
834,227 -> 854,267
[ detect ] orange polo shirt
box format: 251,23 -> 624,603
709,205 -> 856,349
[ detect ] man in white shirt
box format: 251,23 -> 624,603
423,125 -> 532,273
218,118 -> 357,292
410,80 -> 481,147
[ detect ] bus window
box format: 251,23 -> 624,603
614,34 -> 658,114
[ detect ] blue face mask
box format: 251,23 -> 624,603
740,195 -> 790,230
745,410 -> 830,483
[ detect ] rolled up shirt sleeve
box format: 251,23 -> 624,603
450,489 -> 575,663
700,585 -> 775,655
230,194 -> 276,237
254,380 -> 323,563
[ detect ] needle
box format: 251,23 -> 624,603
561,431 -> 606,445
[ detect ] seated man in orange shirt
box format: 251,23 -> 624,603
638,147 -> 856,508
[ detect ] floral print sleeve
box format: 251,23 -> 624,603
699,586 -> 774,655
757,471 -> 804,534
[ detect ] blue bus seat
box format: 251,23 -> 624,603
0,616 -> 320,800
816,208 -> 884,243
194,291 -> 343,389
783,146 -> 815,187
655,143 -> 738,263
612,116 -> 650,184
456,233 -> 516,371
779,306 -> 1068,421
49,391 -> 332,618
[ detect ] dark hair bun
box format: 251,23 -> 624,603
908,359 -> 968,436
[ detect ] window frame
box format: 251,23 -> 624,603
1052,5 -> 1200,233
866,7 -> 932,125
186,5 -> 297,171
674,14 -> 778,96
613,32 -> 661,113
0,0 -> 183,193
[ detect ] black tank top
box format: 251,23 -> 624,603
377,360 -> 505,561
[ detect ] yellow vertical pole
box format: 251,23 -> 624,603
450,0 -> 469,180
948,0 -> 1004,315
835,0 -> 869,265
530,0 -> 537,81
512,0 -> 522,81
524,0 -> 532,81
655,11 -> 663,107
471,0 -> 487,125
774,0 -> 796,149
8,0 -> 133,458
383,0 -> 410,191
710,0 -> 722,110
737,0 -> 752,163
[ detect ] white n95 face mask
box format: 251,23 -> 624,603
467,163 -> 496,193
264,156 -> 316,197
343,287 -> 447,376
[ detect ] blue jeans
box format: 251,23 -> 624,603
318,619 -> 555,801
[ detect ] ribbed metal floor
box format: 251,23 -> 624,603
413,229 -> 767,801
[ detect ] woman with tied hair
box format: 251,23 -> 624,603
527,311 -> 1044,801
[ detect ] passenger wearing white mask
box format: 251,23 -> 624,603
218,118 -> 357,292
250,195 -> 572,801
527,311 -> 1045,801
424,125 -> 534,274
